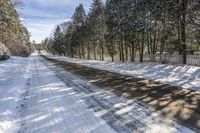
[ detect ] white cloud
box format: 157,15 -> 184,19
27,23 -> 54,43
25,18 -> 70,43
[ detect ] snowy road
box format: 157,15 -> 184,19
0,54 -> 198,133
18,55 -> 116,133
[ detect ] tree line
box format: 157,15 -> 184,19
0,0 -> 34,56
44,0 -> 200,64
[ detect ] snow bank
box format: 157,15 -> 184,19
48,55 -> 200,91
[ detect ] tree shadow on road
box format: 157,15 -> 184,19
46,58 -> 200,131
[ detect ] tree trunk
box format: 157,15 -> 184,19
78,47 -> 81,58
140,32 -> 145,63
87,46 -> 90,60
111,42 -> 115,62
125,41 -> 128,61
153,21 -> 158,55
160,13 -> 166,62
111,55 -> 114,62
101,43 -> 104,61
180,0 -> 188,64
70,44 -> 74,58
119,39 -> 122,61
121,31 -> 125,62
93,45 -> 97,60
82,45 -> 85,59
131,42 -> 135,62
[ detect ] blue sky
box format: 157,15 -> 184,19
18,0 -> 93,43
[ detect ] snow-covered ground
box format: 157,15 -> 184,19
0,53 -> 198,133
47,55 -> 200,91
0,57 -> 31,133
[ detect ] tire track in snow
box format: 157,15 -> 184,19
43,61 -> 133,132
19,57 -> 71,133
19,56 -> 116,133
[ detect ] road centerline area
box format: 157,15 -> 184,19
18,56 -> 116,133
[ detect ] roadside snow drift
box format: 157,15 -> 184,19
0,57 -> 31,133
48,55 -> 200,90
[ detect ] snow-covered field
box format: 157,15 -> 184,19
47,55 -> 200,91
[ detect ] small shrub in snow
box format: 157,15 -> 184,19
0,43 -> 10,60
